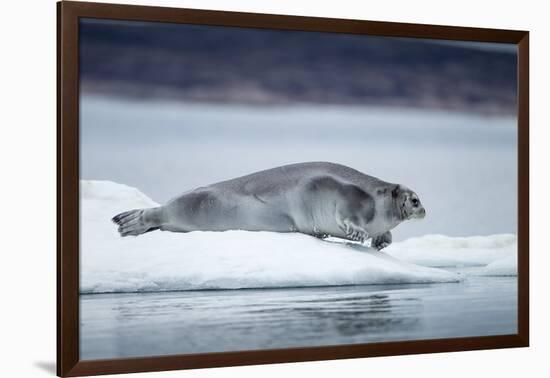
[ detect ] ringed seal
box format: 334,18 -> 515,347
112,162 -> 426,250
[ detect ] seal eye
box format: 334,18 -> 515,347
412,198 -> 419,207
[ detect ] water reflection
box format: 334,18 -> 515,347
81,276 -> 516,360
292,294 -> 421,337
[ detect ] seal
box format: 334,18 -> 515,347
112,162 -> 426,250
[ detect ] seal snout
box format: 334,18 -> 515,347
417,207 -> 426,219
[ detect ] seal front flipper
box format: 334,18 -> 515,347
338,218 -> 368,243
112,207 -> 164,237
372,231 -> 392,250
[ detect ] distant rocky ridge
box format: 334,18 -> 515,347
80,19 -> 517,115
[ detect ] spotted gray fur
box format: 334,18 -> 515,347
112,162 -> 426,249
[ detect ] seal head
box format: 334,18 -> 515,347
393,185 -> 426,221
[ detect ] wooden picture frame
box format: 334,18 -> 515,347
57,1 -> 529,376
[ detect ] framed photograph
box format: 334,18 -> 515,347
57,1 -> 529,376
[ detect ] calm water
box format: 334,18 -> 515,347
80,274 -> 517,360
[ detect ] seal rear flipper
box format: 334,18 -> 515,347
112,208 -> 162,237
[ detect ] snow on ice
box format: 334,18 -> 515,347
80,180 -> 516,293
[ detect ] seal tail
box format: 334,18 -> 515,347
112,208 -> 161,237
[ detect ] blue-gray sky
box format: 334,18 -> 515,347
79,18 -> 517,115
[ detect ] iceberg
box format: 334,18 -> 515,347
476,254 -> 517,276
80,180 -> 465,293
80,180 -> 515,293
384,234 -> 517,268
